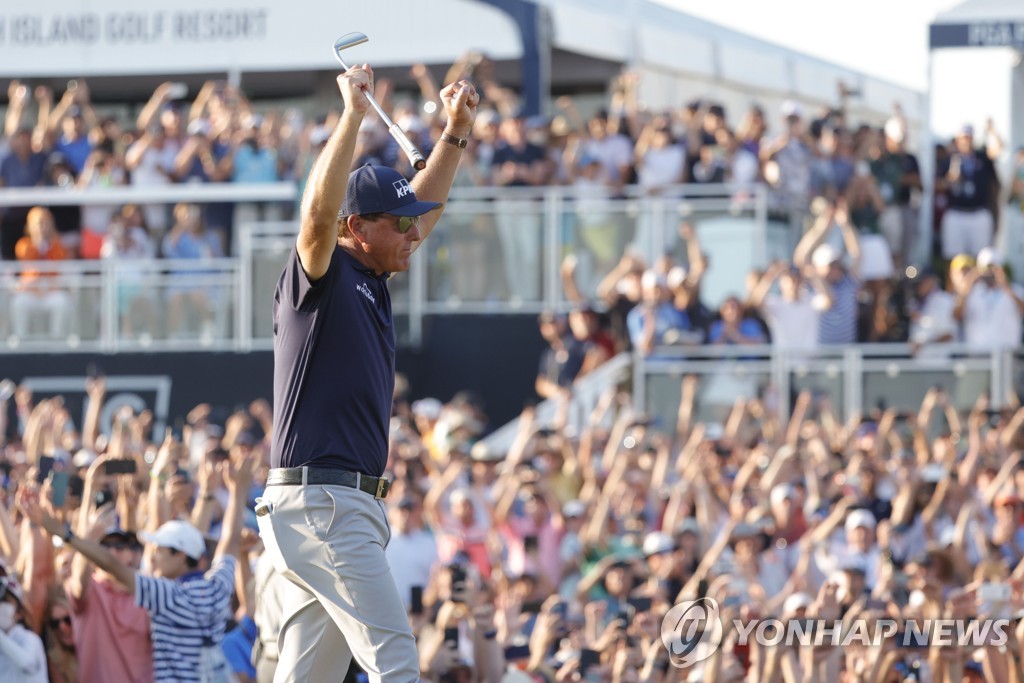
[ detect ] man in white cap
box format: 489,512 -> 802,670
813,508 -> 880,591
794,200 -> 862,345
21,449 -> 254,683
626,269 -> 700,355
954,247 -> 1024,352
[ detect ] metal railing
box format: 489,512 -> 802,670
635,343 -> 1014,427
0,181 -> 797,351
0,259 -> 239,352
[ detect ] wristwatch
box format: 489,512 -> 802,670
440,132 -> 468,149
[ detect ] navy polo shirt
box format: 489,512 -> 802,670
271,245 -> 394,475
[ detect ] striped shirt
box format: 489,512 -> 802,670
135,555 -> 237,683
818,275 -> 859,345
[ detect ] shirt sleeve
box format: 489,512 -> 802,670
206,554 -> 238,597
135,573 -> 181,615
280,245 -> 335,312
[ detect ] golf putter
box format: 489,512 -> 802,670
333,32 -> 427,171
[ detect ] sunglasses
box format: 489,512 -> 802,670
385,214 -> 420,235
49,616 -> 72,629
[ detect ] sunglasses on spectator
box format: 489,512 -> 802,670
49,616 -> 72,629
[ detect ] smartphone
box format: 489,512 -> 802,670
104,459 -> 137,476
521,600 -> 543,614
449,564 -> 466,598
524,535 -> 539,552
49,471 -> 70,507
410,585 -> 424,616
443,627 -> 459,650
504,644 -> 531,661
36,455 -> 57,483
579,649 -> 601,675
627,596 -> 653,615
166,82 -> 189,100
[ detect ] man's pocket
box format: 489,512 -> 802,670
254,498 -> 289,575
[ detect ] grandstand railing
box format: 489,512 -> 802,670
479,344 -> 1017,446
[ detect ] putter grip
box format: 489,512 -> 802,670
389,124 -> 427,170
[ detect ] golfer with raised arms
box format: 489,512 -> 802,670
257,60 -> 477,682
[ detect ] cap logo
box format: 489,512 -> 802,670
393,179 -> 412,198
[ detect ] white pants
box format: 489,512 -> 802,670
941,208 -> 993,259
255,478 -> 418,683
11,290 -> 71,338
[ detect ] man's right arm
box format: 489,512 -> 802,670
296,67 -> 371,281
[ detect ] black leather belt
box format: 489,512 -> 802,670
266,468 -> 391,500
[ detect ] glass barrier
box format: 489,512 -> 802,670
560,196 -> 642,301
110,259 -> 237,349
424,199 -> 546,308
0,264 -> 104,349
635,345 -> 1012,424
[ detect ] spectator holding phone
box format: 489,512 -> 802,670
20,442 -> 254,683
66,458 -> 154,683
954,247 -> 1024,353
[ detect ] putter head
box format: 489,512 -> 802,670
334,32 -> 368,54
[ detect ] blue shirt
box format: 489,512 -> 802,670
271,246 -> 394,475
708,318 -> 767,344
0,151 -> 46,188
222,615 -> 257,678
135,555 -> 236,683
55,136 -> 93,174
626,303 -> 690,349
232,144 -> 278,183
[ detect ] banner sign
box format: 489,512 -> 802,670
0,1 -> 521,77
930,21 -> 1024,50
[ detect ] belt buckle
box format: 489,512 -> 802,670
374,478 -> 389,500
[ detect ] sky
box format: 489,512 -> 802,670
653,0 -> 1017,141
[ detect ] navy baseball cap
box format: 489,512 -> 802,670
339,164 -> 441,218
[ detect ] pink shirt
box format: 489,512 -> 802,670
501,517 -> 563,586
68,574 -> 154,683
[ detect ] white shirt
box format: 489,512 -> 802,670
730,148 -> 760,186
964,282 -> 1024,351
910,289 -> 957,355
0,624 -> 48,683
762,293 -> 821,351
385,527 -> 438,609
638,144 -> 684,190
583,134 -> 634,183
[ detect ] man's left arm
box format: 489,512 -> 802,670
410,80 -> 479,244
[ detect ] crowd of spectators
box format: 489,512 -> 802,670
1,59 -> 1022,341
3,364 -> 1024,682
